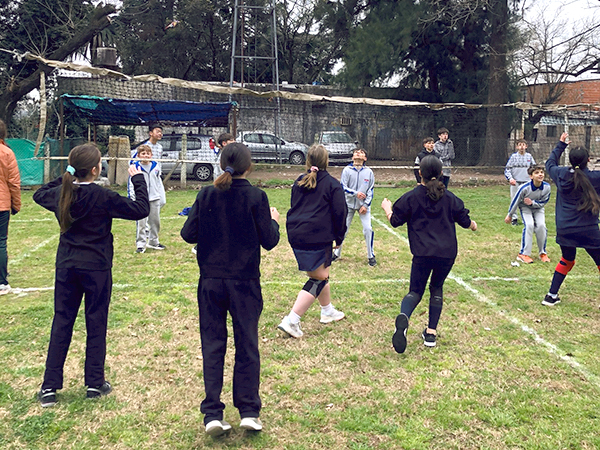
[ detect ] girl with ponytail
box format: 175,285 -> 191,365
181,142 -> 280,435
381,155 -> 477,353
278,144 -> 348,339
33,143 -> 149,407
543,132 -> 600,306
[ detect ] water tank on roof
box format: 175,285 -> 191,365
95,47 -> 117,68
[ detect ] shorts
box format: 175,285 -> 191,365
557,228 -> 600,248
292,244 -> 333,272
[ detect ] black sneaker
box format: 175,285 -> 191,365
542,294 -> 561,306
87,381 -> 112,399
135,247 -> 145,253
511,218 -> 518,226
392,313 -> 409,354
368,256 -> 377,266
422,329 -> 437,347
147,243 -> 166,250
38,388 -> 57,407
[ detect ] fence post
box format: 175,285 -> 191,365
181,133 -> 187,188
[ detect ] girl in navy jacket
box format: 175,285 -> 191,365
181,143 -> 280,436
33,143 -> 149,407
278,144 -> 348,339
382,155 -> 477,352
543,132 -> 600,306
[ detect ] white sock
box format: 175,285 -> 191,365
547,292 -> 558,299
321,303 -> 334,314
289,311 -> 301,324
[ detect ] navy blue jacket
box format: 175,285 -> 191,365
390,185 -> 472,259
180,179 -> 280,279
286,170 -> 348,250
33,174 -> 150,270
546,140 -> 600,235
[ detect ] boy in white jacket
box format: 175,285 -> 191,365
128,145 -> 166,253
333,148 -> 376,266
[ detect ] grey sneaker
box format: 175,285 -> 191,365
392,313 -> 409,353
87,381 -> 112,399
542,294 -> 561,306
320,307 -> 345,324
38,388 -> 57,407
135,247 -> 145,253
240,417 -> 263,431
278,315 -> 303,338
205,420 -> 232,437
368,256 -> 377,266
147,243 -> 166,250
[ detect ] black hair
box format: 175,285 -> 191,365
569,146 -> 600,215
214,142 -> 252,191
437,127 -> 449,136
353,147 -> 367,158
419,155 -> 445,201
148,124 -> 162,132
59,143 -> 101,233
527,164 -> 545,176
217,133 -> 235,147
422,137 -> 434,145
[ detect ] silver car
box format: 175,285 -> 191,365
318,131 -> 358,164
157,134 -> 219,181
237,131 -> 308,165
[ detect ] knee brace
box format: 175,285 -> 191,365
302,277 -> 329,298
403,291 -> 422,304
556,258 -> 575,276
430,295 -> 443,307
429,285 -> 443,299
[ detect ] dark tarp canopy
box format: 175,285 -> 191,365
62,94 -> 232,127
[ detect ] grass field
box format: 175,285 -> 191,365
1,182 -> 600,450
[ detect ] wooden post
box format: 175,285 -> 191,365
181,133 -> 187,188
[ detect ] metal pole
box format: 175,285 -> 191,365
181,133 -> 187,188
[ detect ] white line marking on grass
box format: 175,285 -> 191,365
10,237 -> 55,266
373,216 -> 600,387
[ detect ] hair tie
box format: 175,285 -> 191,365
431,176 -> 436,180
225,166 -> 235,175
575,165 -> 580,169
310,166 -> 319,173
66,165 -> 76,176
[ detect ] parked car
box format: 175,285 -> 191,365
133,133 -> 218,181
316,131 -> 358,164
237,131 -> 308,165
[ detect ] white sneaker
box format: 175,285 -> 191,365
205,420 -> 232,437
240,417 -> 263,431
320,307 -> 345,324
277,315 -> 303,338
0,284 -> 11,295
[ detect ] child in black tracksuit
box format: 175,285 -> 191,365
414,137 -> 441,183
33,143 -> 149,407
181,143 -> 280,436
277,144 -> 348,339
382,155 -> 477,352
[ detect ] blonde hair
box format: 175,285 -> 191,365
297,144 -> 328,190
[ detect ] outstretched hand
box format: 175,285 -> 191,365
128,165 -> 143,177
560,132 -> 569,143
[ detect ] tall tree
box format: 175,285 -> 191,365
115,0 -> 233,81
0,1 -> 115,124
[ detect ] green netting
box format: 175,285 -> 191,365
6,139 -> 44,186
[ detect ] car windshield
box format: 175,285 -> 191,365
322,132 -> 353,144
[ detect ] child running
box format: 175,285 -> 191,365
381,155 -> 477,352
543,132 -> 600,306
504,165 -> 551,264
181,143 -> 280,436
278,144 -> 348,338
33,143 -> 149,407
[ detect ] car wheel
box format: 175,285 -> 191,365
193,164 -> 213,181
289,151 -> 306,165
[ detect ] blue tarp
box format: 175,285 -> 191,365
62,94 -> 232,127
